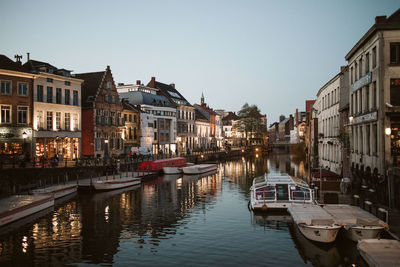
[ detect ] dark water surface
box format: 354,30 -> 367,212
0,153 -> 364,266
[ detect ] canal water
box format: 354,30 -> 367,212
0,153 -> 365,266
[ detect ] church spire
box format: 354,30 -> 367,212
201,92 -> 204,105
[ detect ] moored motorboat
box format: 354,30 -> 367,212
250,173 -> 314,211
322,204 -> 388,241
163,162 -> 194,174
0,195 -> 54,227
92,177 -> 141,191
288,204 -> 341,243
31,184 -> 78,199
182,164 -> 217,174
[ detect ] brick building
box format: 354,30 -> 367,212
76,66 -> 124,158
0,55 -> 35,157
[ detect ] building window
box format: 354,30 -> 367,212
129,114 -> 132,122
134,127 -> 137,140
47,86 -> 53,103
0,105 -> 11,124
56,112 -> 61,130
46,78 -> 53,83
107,82 -> 111,90
36,111 -> 43,129
56,88 -> 62,104
18,83 -> 28,96
350,67 -> 354,84
366,124 -> 370,156
373,123 -> 378,156
366,85 -> 370,111
390,79 -> 400,106
359,58 -> 363,77
359,89 -> 363,113
372,46 -> 377,68
154,132 -> 157,140
373,82 -> 377,109
390,43 -> 400,64
37,85 -> 43,102
65,81 -> 70,86
65,113 -> 70,131
1,81 -> 11,94
47,111 -> 53,130
134,114 -> 137,123
355,62 -> 358,80
73,90 -> 78,106
365,52 -> 370,73
65,89 -> 70,105
17,106 -> 28,124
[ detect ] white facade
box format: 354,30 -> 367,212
315,73 -> 342,175
32,73 -> 82,160
195,120 -> 211,149
139,112 -> 155,154
118,84 -> 177,154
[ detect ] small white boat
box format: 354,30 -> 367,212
163,163 -> 194,174
92,177 -> 141,191
288,204 -> 341,243
0,195 -> 54,227
250,173 -> 314,211
322,204 -> 388,241
31,184 -> 78,199
182,164 -> 217,174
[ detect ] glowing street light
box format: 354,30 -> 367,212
385,127 -> 391,136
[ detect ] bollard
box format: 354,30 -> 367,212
364,200 -> 373,213
353,194 -> 360,206
378,207 -> 389,223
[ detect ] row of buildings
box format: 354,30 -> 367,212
269,9 -> 400,209
0,55 -> 266,160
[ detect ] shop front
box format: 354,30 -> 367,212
33,131 -> 81,160
0,127 -> 33,156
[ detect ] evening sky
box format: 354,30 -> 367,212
1,0 -> 399,124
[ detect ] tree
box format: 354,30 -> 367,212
234,103 -> 266,143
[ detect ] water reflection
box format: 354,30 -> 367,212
0,153 -> 359,266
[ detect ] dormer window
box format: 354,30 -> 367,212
47,78 -> 53,83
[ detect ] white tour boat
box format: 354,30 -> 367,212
92,177 -> 141,191
163,163 -> 194,174
0,195 -> 54,227
31,184 -> 78,199
182,164 -> 218,175
322,204 -> 388,241
250,173 -> 314,211
288,204 -> 342,243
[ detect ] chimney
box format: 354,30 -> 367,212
149,77 -> 156,88
26,52 -> 30,62
136,80 -> 141,85
14,55 -> 22,66
295,109 -> 299,127
375,15 -> 387,24
170,83 -> 175,88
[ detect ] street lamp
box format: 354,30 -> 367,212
22,131 -> 27,154
385,127 -> 391,136
104,139 -> 109,160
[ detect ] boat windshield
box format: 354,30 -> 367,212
255,186 -> 275,201
289,185 -> 311,201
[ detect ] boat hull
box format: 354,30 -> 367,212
93,178 -> 141,191
32,185 -> 77,199
0,196 -> 54,227
345,226 -> 384,242
163,166 -> 182,174
297,223 -> 341,243
182,164 -> 217,174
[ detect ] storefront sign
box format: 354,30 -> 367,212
0,127 -> 32,142
352,72 -> 372,91
352,111 -> 377,124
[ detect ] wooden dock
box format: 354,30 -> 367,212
0,195 -> 54,227
358,239 -> 400,266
